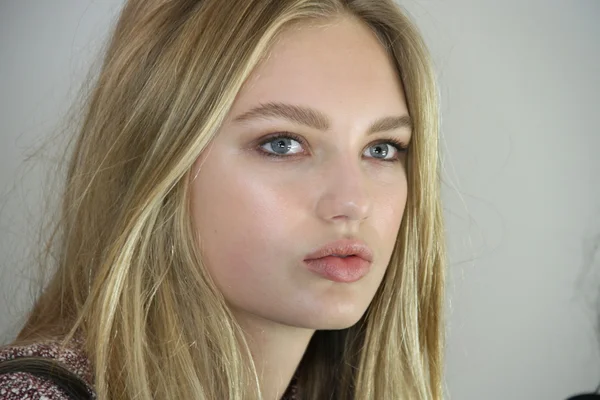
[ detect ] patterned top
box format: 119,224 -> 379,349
0,337 -> 95,400
0,338 -> 300,399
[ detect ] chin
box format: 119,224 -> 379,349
293,304 -> 369,331
315,319 -> 362,331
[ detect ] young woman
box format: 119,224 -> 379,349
0,0 -> 445,399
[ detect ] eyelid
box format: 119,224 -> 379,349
258,131 -> 306,145
370,137 -> 409,150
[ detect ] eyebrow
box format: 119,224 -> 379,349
232,102 -> 412,135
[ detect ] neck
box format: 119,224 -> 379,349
234,311 -> 315,400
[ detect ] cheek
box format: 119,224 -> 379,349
375,181 -> 408,248
190,157 -> 300,285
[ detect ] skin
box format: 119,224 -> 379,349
190,15 -> 411,400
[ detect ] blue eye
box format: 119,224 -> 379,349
256,133 -> 408,162
364,141 -> 407,161
260,135 -> 304,156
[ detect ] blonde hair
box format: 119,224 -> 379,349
14,0 -> 445,399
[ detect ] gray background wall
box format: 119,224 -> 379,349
1,1 -> 599,399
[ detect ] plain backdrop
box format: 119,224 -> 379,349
1,1 -> 599,399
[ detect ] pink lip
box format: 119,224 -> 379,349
304,256 -> 371,283
304,239 -> 373,262
303,239 -> 373,283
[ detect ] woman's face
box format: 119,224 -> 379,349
190,16 -> 410,330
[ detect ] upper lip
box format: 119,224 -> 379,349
304,238 -> 373,262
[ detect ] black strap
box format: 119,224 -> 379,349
566,381 -> 600,399
0,357 -> 92,400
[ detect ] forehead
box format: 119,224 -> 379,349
229,17 -> 408,124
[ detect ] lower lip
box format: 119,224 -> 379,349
303,256 -> 371,283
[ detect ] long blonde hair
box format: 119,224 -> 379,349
14,0 -> 445,398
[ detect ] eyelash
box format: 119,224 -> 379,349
256,132 -> 409,162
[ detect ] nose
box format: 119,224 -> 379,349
314,156 -> 372,224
